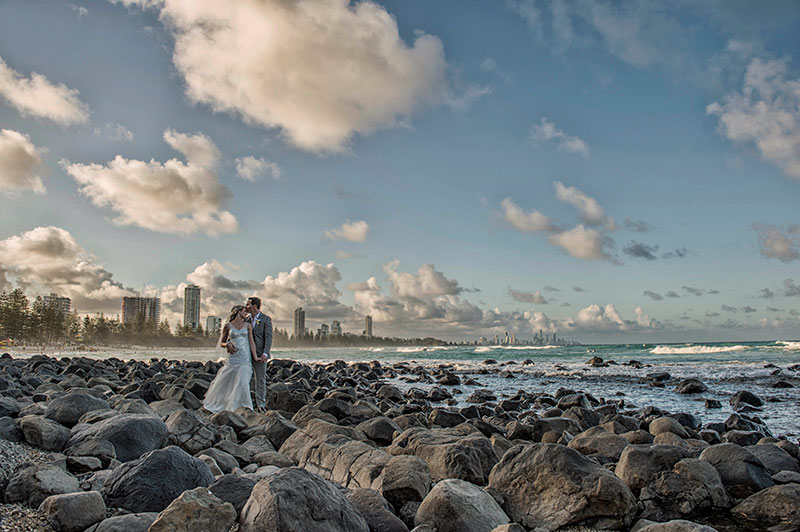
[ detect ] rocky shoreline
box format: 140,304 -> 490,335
1,352 -> 798,532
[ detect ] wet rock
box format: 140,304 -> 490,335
428,409 -> 466,428
729,390 -> 765,408
466,389 -> 497,403
731,483 -> 800,530
698,443 -> 774,498
149,486 -> 236,532
5,462 -> 81,507
704,399 -> 722,409
489,443 -> 636,531
347,488 -> 409,532
674,379 -> 708,394
39,490 -> 106,532
239,467 -> 369,532
416,479 -> 508,532
721,430 -> 761,447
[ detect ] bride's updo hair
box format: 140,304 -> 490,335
228,304 -> 245,323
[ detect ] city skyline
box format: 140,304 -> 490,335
1,2 -> 800,343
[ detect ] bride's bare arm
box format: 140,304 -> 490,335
219,323 -> 234,352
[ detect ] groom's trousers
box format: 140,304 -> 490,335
252,359 -> 268,408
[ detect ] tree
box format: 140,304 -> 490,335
158,319 -> 172,337
1,289 -> 29,340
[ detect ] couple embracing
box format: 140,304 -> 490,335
203,297 -> 273,413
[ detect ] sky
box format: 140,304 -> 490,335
0,0 -> 799,343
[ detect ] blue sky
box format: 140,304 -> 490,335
1,0 -> 799,342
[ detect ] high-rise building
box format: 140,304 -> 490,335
122,296 -> 161,324
330,320 -> 342,336
293,307 -> 305,339
43,293 -> 71,316
206,316 -> 222,337
183,284 -> 201,330
364,315 -> 373,337
318,323 -> 329,338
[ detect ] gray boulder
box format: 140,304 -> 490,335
674,379 -> 708,394
381,454 -> 432,509
731,483 -> 800,530
39,490 -> 106,532
638,458 -> 731,521
4,462 -> 80,506
0,397 -> 21,418
633,519 -> 720,532
66,413 -> 168,462
699,443 -> 774,498
44,393 -> 110,427
198,448 -> 238,474
347,488 -> 409,532
649,417 -> 689,439
102,445 -> 214,512
84,512 -> 158,532
746,444 -> 800,475
567,426 -> 629,460
149,486 -> 237,532
0,416 -> 22,442
208,473 -> 257,514
615,444 -> 692,495
239,467 -> 369,532
489,443 -> 636,531
358,416 -> 402,446
19,414 -> 71,451
165,409 -> 217,454
261,411 -> 299,449
415,479 -> 508,532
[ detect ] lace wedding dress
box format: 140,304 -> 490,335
203,324 -> 253,413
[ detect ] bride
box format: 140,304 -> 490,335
203,304 -> 261,413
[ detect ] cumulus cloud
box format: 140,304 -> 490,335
560,303 -> 661,332
118,0 -> 447,152
0,56 -> 89,125
623,241 -> 658,260
643,290 -> 663,301
324,220 -> 369,243
548,224 -> 614,262
62,129 -> 238,237
553,182 -> 614,229
0,226 -> 133,312
754,223 -> 800,262
509,288 -> 548,304
261,260 -> 353,321
530,118 -> 590,158
500,198 -> 554,233
235,156 -> 282,181
707,58 -> 800,179
0,129 -> 45,194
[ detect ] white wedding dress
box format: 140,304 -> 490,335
203,324 -> 253,413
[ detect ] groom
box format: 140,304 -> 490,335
245,296 -> 272,412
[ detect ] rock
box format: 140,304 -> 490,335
388,427 -> 497,485
489,443 -> 636,531
160,386 -> 201,410
615,445 -> 692,495
0,416 -> 23,442
66,414 -> 168,463
674,379 -> 708,394
773,471 -> 800,484
633,519 -> 720,532
66,455 -> 103,474
19,415 -> 71,451
704,399 -> 722,409
198,448 -> 238,474
149,486 -> 237,532
0,397 -> 21,418
165,409 -> 217,454
416,479 -> 508,532
654,432 -> 689,448
208,473 -> 257,514
39,490 -> 106,532
746,444 -> 800,475
623,430 -> 655,445
102,445 -> 214,512
729,390 -> 765,408
490,526 -> 525,532
567,426 -> 629,461
428,409 -> 466,428
358,416 -> 402,446
4,462 -> 81,507
84,512 -> 158,532
731,483 -> 800,530
381,455 -> 432,509
721,430 -> 761,447
638,458 -> 731,521
253,450 -> 295,468
239,467 -> 369,532
698,443 -> 774,498
261,411 -> 299,449
347,488 -> 409,532
210,410 -> 247,434
649,417 -> 689,439
44,393 -> 110,427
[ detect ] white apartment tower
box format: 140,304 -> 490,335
293,307 -> 305,339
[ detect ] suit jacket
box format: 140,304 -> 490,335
250,312 -> 273,360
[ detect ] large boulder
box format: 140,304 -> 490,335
674,379 -> 708,394
19,415 -> 71,451
165,409 -> 218,454
387,427 -> 497,485
699,443 -> 774,498
649,417 -> 689,439
66,414 -> 168,463
347,488 -> 409,532
358,416 -> 403,446
260,411 -> 299,449
239,467 -> 369,532
84,512 -> 158,532
102,445 -> 214,512
634,520 -> 720,532
149,486 -> 237,532
4,462 -> 80,506
45,393 -> 110,427
747,444 -> 800,475
208,474 -> 258,514
731,483 -> 800,530
567,426 -> 629,461
488,443 -> 636,531
39,491 -> 106,532
416,479 -> 508,532
638,458 -> 731,521
381,455 -> 432,509
615,445 -> 692,495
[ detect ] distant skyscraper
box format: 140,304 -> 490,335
318,323 -> 329,338
293,307 -> 305,338
330,320 -> 342,336
183,284 -> 201,330
364,315 -> 373,337
206,316 -> 222,336
43,293 -> 71,316
122,296 -> 161,324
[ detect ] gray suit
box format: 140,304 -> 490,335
249,311 -> 272,408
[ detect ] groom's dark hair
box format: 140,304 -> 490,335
247,296 -> 261,309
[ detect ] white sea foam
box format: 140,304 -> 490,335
775,341 -> 800,350
473,345 -> 559,352
395,346 -> 449,353
649,345 -> 749,355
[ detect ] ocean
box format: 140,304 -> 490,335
8,340 -> 800,439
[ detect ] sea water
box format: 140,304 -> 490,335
9,340 -> 800,439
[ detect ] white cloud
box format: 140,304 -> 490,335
562,303 -> 661,332
384,260 -> 462,299
324,220 -> 369,243
707,58 -> 800,179
118,0 -> 447,153
754,223 -> 800,262
260,261 -> 352,321
500,198 -> 554,233
444,84 -> 493,110
235,156 -> 281,181
0,56 -> 89,125
553,181 -> 614,229
529,117 -> 589,158
0,129 -> 45,194
0,226 -> 133,312
62,130 -> 238,237
94,123 -> 134,142
548,224 -> 614,262
70,4 -> 89,17
509,288 -> 548,304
